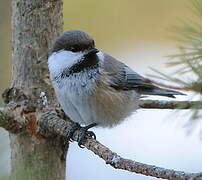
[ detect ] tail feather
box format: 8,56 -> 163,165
141,87 -> 185,98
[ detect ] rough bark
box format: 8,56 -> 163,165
139,100 -> 202,109
0,104 -> 25,133
10,0 -> 65,180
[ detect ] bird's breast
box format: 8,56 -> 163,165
53,72 -> 139,127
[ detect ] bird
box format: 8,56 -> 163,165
48,30 -> 184,147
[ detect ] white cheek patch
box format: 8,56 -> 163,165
48,50 -> 84,78
48,50 -> 105,79
96,51 -> 105,64
48,50 -> 105,93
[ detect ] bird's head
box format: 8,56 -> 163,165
48,30 -> 102,81
52,30 -> 99,57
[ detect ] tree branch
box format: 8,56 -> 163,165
1,91 -> 202,179
0,104 -> 25,133
38,109 -> 202,180
139,100 -> 202,109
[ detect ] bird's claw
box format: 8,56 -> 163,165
77,129 -> 96,148
66,122 -> 97,148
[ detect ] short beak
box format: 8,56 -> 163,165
84,48 -> 99,57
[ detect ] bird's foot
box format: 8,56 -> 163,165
66,122 -> 97,148
77,123 -> 97,148
66,122 -> 81,142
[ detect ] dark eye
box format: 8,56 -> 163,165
70,47 -> 77,52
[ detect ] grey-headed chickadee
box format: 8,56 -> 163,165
48,30 -> 184,146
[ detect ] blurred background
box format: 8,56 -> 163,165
1,0 -> 202,179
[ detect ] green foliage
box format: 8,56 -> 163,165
153,0 -> 202,94
150,0 -> 202,122
171,0 -> 202,92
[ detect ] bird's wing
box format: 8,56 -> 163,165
102,53 -> 184,98
103,53 -> 155,91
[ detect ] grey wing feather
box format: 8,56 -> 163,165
103,53 -> 185,98
102,53 -> 155,90
111,66 -> 157,91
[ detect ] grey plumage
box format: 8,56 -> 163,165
52,30 -> 95,53
102,53 -> 184,98
48,30 -> 185,128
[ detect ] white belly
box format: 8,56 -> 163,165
56,87 -> 94,125
53,77 -> 140,127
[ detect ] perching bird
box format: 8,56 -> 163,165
48,30 -> 184,147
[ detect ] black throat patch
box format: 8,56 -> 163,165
68,54 -> 99,74
54,54 -> 99,82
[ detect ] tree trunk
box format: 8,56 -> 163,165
10,0 -> 65,179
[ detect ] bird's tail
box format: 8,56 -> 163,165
141,87 -> 185,98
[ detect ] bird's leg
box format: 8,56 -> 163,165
66,122 -> 81,142
66,122 -> 97,148
77,123 -> 97,148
